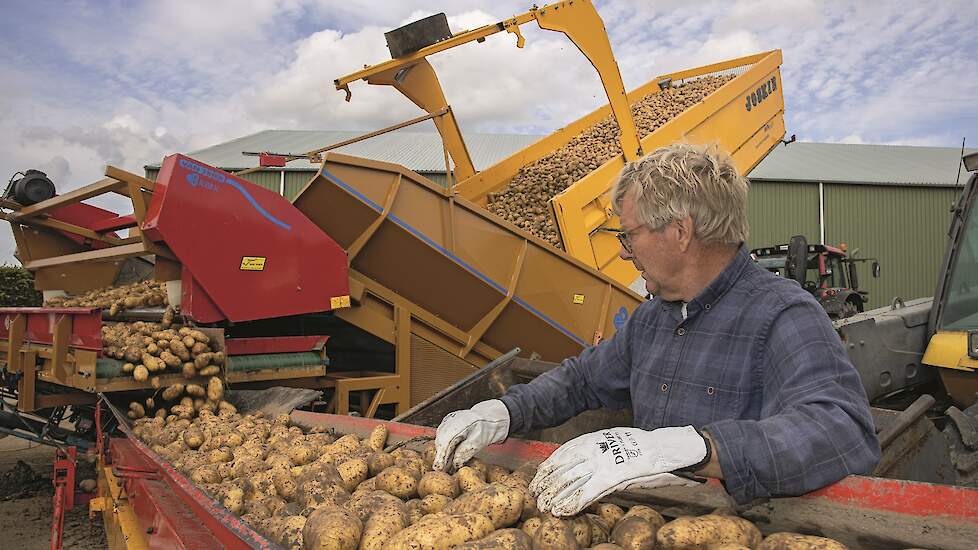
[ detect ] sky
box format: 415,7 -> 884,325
1,0 -> 976,266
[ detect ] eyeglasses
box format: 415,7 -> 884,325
601,226 -> 641,254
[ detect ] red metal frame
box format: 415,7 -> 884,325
50,446 -> 95,550
98,400 -> 276,549
142,154 -> 350,323
0,307 -> 103,351
97,401 -> 978,549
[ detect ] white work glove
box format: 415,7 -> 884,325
432,399 -> 511,472
529,426 -> 709,516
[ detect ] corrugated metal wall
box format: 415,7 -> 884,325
745,181 -> 820,249
285,171 -> 315,200
824,184 -> 960,309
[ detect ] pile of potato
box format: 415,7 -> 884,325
486,74 -> 736,248
43,280 -> 169,316
131,413 -> 848,549
104,321 -> 225,385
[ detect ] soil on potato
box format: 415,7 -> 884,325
0,437 -> 107,549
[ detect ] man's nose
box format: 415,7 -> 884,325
619,245 -> 633,261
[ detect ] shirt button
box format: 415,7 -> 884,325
676,327 -> 686,336
705,304 -> 712,311
707,386 -> 715,395
661,383 -> 668,392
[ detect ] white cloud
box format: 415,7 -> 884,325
1,0 -> 976,265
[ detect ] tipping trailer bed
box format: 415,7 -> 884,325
93,395 -> 978,550
455,50 -> 786,287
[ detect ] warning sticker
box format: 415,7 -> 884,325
240,256 -> 266,271
330,295 -> 351,309
573,294 -> 585,304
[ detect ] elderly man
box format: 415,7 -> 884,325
432,143 -> 880,516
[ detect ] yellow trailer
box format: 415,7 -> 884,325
335,0 -> 786,288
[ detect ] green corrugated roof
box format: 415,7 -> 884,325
748,142 -> 977,187
145,129 -> 543,173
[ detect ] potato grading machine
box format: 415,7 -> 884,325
87,392 -> 978,550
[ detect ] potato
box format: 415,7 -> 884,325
182,363 -> 197,379
185,384 -> 206,398
758,533 -> 848,550
122,362 -> 135,374
623,505 -> 665,531
189,329 -> 210,344
198,365 -> 221,377
420,494 -> 452,514
486,464 -> 510,483
272,469 -> 298,500
375,466 -> 419,499
150,376 -> 162,390
191,465 -> 222,484
521,517 -> 541,537
456,466 -> 487,492
366,425 -> 388,452
589,503 -> 626,527
593,545 -> 625,550
183,428 -> 205,449
288,444 -> 316,466
146,342 -> 160,356
346,490 -> 405,522
170,339 -> 190,361
331,434 -> 361,455
532,516 -> 578,550
224,486 -> 245,514
337,458 -> 369,492
162,384 -> 185,401
612,515 -> 656,550
186,336 -> 200,350
444,483 -> 523,529
160,350 -> 181,368
361,502 -> 410,550
212,351 -> 225,365
302,508 -> 363,550
388,513 -> 494,550
129,402 -> 145,419
570,515 -> 594,547
587,514 -> 612,545
208,447 -> 234,464
207,376 -> 224,401
133,365 -> 149,382
368,452 -> 396,476
657,515 -> 762,550
454,528 -> 532,550
422,440 -> 437,469
418,471 -> 460,498
405,499 -> 425,525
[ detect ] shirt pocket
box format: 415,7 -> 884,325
673,380 -> 744,426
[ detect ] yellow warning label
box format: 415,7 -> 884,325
330,295 -> 351,309
240,256 -> 266,271
573,294 -> 585,304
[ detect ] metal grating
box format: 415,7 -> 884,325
409,334 -> 478,406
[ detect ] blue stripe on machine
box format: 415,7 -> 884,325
320,168 -> 588,348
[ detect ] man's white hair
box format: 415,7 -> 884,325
611,142 -> 749,246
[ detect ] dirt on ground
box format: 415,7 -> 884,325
0,436 -> 106,550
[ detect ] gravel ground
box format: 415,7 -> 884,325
0,436 -> 107,550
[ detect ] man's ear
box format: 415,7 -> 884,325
675,216 -> 694,252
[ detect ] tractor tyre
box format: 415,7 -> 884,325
785,235 -> 808,289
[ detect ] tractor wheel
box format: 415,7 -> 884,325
785,235 -> 808,289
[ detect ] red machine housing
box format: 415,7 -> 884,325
143,154 -> 349,323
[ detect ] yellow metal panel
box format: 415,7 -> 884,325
923,331 -> 978,372
548,51 -> 784,285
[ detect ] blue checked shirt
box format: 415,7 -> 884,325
499,245 -> 880,504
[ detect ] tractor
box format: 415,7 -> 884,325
751,235 -> 880,319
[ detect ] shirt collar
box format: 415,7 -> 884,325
662,243 -> 752,320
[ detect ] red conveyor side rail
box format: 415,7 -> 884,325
104,403 -> 277,550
